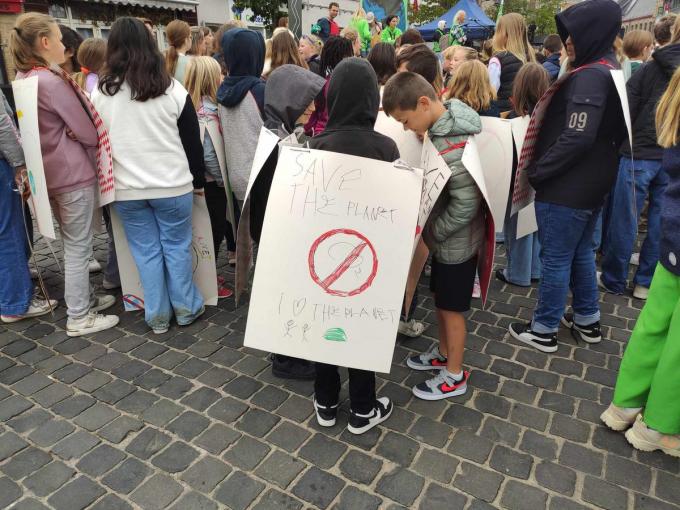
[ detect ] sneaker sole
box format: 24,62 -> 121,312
509,328 -> 558,353
316,415 -> 337,427
600,409 -> 637,432
347,406 -> 393,434
398,329 -> 424,338
67,318 -> 120,337
406,358 -> 445,371
412,385 -> 467,401
625,427 -> 680,458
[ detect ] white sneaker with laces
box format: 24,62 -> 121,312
67,312 -> 119,337
398,319 -> 425,338
633,285 -> 649,300
1,297 -> 58,323
88,258 -> 102,273
625,414 -> 680,457
91,294 -> 116,313
600,403 -> 642,431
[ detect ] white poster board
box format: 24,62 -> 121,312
374,111 -> 423,168
111,194 -> 218,311
245,147 -> 422,372
12,76 -> 55,240
610,70 -> 632,149
416,136 -> 452,250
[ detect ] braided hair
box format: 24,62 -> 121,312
319,36 -> 353,78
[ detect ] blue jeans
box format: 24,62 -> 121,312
532,201 -> 600,333
502,208 -> 541,286
0,159 -> 32,315
113,193 -> 204,330
601,157 -> 667,293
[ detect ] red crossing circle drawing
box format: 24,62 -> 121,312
308,229 -> 378,297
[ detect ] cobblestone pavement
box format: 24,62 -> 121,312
0,232 -> 679,510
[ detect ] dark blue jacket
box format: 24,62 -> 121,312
217,29 -> 266,115
543,53 -> 561,82
661,145 -> 680,276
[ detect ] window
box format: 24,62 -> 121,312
75,27 -> 94,39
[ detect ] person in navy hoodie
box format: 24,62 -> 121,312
509,0 -> 627,352
541,34 -> 562,82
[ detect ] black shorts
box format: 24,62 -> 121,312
429,256 -> 478,312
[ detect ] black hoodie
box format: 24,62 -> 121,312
620,43 -> 680,160
309,58 -> 400,162
527,0 -> 627,210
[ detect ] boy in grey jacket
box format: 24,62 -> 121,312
383,72 -> 484,400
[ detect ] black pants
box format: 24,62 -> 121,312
204,182 -> 239,256
315,363 -> 376,414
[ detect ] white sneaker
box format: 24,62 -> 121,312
102,278 -> 120,290
630,252 -> 640,266
625,414 -> 680,457
600,403 -> 642,431
88,258 -> 102,273
153,327 -> 169,335
67,312 -> 119,337
227,251 -> 236,266
398,319 -> 425,338
1,297 -> 58,323
633,285 -> 649,300
347,397 -> 393,434
91,294 -> 115,313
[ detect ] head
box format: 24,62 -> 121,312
654,14 -> 677,47
319,35 -> 354,77
326,58 -> 381,128
214,20 -> 246,73
383,71 -> 442,134
139,18 -> 156,37
278,16 -> 289,28
366,12 -> 376,25
542,34 -> 562,56
341,26 -> 361,56
265,65 -> 325,132
445,45 -> 477,74
401,29 -> 424,46
10,13 -> 65,72
481,39 -> 493,61
73,37 -> 106,88
329,2 -> 339,19
437,20 -> 446,31
656,65 -> 680,148
201,27 -> 214,53
454,10 -> 466,25
386,15 -> 399,28
493,13 -> 536,64
188,26 -> 206,56
165,19 -> 191,75
184,56 -> 222,109
267,31 -> 308,77
58,24 -> 82,73
396,43 -> 439,89
623,29 -> 654,61
299,35 -> 322,61
445,60 -> 495,112
99,17 -> 171,101
353,6 -> 366,20
367,42 -> 397,85
222,28 -> 265,78
511,62 -> 549,117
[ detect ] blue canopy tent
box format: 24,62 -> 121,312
417,0 -> 495,41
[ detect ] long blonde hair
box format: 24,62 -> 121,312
445,60 -> 496,112
9,13 -> 57,72
165,19 -> 190,75
493,13 -> 536,64
656,66 -> 680,148
184,56 -> 221,110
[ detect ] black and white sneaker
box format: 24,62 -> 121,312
347,397 -> 393,435
509,322 -> 558,353
561,313 -> 602,344
313,398 -> 338,427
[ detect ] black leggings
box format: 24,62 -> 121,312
204,182 -> 239,256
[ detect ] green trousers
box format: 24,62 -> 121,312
613,263 -> 680,435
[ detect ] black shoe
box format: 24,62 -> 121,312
561,313 -> 602,344
495,269 -> 530,287
347,397 -> 393,435
271,355 -> 316,380
313,398 -> 338,427
509,322 -> 558,353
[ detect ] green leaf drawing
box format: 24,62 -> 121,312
324,328 -> 347,342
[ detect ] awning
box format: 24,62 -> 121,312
84,0 -> 199,12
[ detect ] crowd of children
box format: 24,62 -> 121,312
1,0 -> 679,452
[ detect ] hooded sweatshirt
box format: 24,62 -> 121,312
620,42 -> 680,160
527,0 -> 627,210
310,58 -> 400,162
217,29 -> 266,200
250,65 -> 326,243
660,145 -> 680,277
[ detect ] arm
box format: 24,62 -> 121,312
48,77 -> 98,148
625,64 -> 643,126
430,161 -> 482,241
177,95 -> 207,189
359,20 -> 371,45
0,92 -> 25,168
488,57 -> 501,92
318,19 -> 330,40
529,71 -> 612,185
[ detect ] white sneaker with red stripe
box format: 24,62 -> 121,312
412,370 -> 469,400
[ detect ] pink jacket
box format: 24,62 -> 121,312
16,68 -> 97,195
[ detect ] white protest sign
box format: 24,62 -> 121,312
12,76 -> 55,240
516,203 -> 538,239
201,120 -> 236,241
610,70 -> 632,149
111,193 -> 218,311
474,117 -> 514,233
510,116 -> 530,157
245,147 -> 422,373
416,136 -> 451,248
374,111 -> 422,168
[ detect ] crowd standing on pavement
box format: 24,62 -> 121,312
1,0 -> 680,458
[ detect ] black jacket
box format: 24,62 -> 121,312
660,145 -> 680,276
309,58 -> 400,162
494,51 -> 523,112
620,43 -> 680,160
527,0 -> 626,210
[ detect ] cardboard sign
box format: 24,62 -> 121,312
112,194 -> 218,311
244,147 -> 422,372
417,136 -> 452,249
374,110 -> 423,169
12,76 -> 55,240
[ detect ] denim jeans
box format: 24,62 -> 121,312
113,193 -> 204,330
0,159 -> 32,315
532,201 -> 600,333
601,157 -> 667,293
50,184 -> 97,319
502,207 -> 541,286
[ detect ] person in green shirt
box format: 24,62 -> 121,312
381,15 -> 402,45
448,10 -> 467,47
433,20 -> 447,53
351,7 -> 373,56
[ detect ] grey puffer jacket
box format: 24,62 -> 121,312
424,99 -> 484,264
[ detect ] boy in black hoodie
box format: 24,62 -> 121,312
509,0 -> 627,352
309,58 -> 396,434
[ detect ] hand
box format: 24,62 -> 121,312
193,188 -> 205,197
65,128 -> 77,141
14,166 -> 30,200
